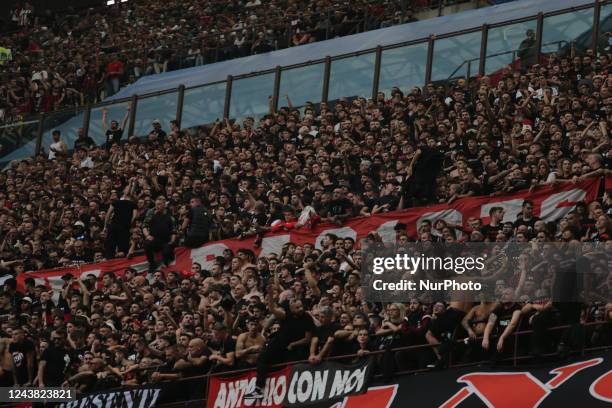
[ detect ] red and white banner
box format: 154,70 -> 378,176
17,177 -> 603,291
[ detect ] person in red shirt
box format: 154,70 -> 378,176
105,54 -> 124,97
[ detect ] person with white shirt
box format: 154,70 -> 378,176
48,130 -> 67,160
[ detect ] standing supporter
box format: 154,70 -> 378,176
182,197 -> 211,248
104,181 -> 138,259
245,296 -> 315,401
143,196 -> 177,275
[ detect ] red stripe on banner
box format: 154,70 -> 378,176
546,358 -> 603,389
590,370 -> 612,403
439,386 -> 472,408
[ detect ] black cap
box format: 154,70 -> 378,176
394,223 -> 407,231
61,273 -> 75,281
4,278 -> 16,289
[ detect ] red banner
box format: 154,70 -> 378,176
17,177 -> 603,292
206,366 -> 291,408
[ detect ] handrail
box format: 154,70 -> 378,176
445,39 -> 569,80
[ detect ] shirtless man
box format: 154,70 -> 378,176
235,318 -> 265,369
461,292 -> 496,362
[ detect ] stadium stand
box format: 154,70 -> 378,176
0,0 -> 474,128
0,0 -> 609,405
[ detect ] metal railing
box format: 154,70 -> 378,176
446,39 -> 569,80
28,320 -> 602,408
0,0 -> 609,166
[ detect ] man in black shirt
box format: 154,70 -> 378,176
182,197 -> 211,248
425,301 -> 462,368
143,196 -> 177,275
73,128 -> 96,151
208,322 -> 236,373
514,200 -> 540,232
9,328 -> 35,386
245,297 -> 315,401
309,306 -> 339,364
104,184 -> 137,259
101,105 -> 129,147
482,289 -> 521,366
405,146 -> 443,206
321,189 -> 352,225
150,119 -> 167,143
481,207 -> 505,241
37,332 -> 69,387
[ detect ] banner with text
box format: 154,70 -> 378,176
56,386 -> 162,408
206,358 -> 372,408
18,177 -> 604,293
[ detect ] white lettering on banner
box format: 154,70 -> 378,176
315,227 -> 357,250
329,367 -> 367,398
416,209 -> 463,238
58,388 -> 161,408
540,188 -> 586,222
273,376 -> 286,405
259,376 -> 286,406
260,234 -> 291,257
217,378 -> 256,408
480,199 -> 524,223
297,371 -> 313,403
376,220 -> 399,244
313,370 -> 329,401
191,243 -> 230,269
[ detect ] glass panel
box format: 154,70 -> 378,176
0,119 -> 40,167
182,82 -> 227,129
485,20 -> 538,74
328,53 -> 376,101
279,64 -> 324,109
133,92 -> 179,138
598,4 -> 612,54
542,9 -> 594,57
41,107 -> 87,157
229,73 -> 274,123
379,43 -> 428,96
431,31 -> 482,81
89,101 -> 131,147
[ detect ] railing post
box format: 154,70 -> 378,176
467,60 -> 472,79
535,12 -> 544,63
35,113 -> 44,156
425,35 -> 435,84
512,331 -> 519,367
478,24 -> 488,76
223,75 -> 233,119
127,94 -> 138,137
592,0 -> 601,54
372,46 -> 383,99
272,66 -> 281,112
322,56 -> 331,103
287,23 -> 292,48
83,104 -> 92,138
176,85 -> 185,129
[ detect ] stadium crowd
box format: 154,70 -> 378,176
0,33 -> 610,397
0,0 -> 419,125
